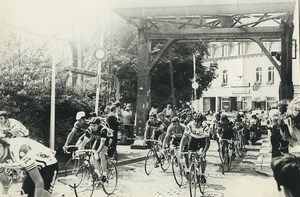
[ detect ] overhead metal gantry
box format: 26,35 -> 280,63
110,0 -> 296,136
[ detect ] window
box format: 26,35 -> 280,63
256,67 -> 262,83
267,66 -> 274,84
222,45 -> 229,57
222,70 -> 228,85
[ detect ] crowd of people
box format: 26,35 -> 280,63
0,96 -> 300,196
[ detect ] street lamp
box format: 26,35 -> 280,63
94,47 -> 107,115
192,54 -> 198,101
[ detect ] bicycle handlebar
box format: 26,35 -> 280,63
74,149 -> 96,156
219,139 -> 233,144
64,145 -> 79,154
145,139 -> 159,143
0,162 -> 23,170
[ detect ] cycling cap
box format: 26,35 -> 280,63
76,111 -> 86,120
89,117 -> 101,124
171,116 -> 180,122
0,111 -> 8,117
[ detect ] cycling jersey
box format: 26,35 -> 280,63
167,123 -> 185,139
0,118 -> 29,137
73,120 -> 89,133
185,121 -> 210,139
85,125 -> 113,147
4,138 -> 57,171
145,119 -> 164,140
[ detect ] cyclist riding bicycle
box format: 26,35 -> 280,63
79,117 -> 113,182
63,111 -> 89,153
163,117 -> 189,174
180,112 -> 210,183
144,112 -> 165,147
217,114 -> 236,158
0,137 -> 58,197
0,111 -> 29,138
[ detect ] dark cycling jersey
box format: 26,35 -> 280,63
85,124 -> 113,147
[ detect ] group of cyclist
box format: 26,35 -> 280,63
143,108 -> 241,184
0,110 -> 58,197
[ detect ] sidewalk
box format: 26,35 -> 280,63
255,137 -> 273,177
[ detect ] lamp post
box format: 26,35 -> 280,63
94,47 -> 107,115
192,54 -> 198,101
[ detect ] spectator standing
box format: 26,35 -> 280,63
122,104 -> 134,141
162,103 -> 174,120
113,101 -> 123,120
106,105 -> 121,149
104,101 -> 113,115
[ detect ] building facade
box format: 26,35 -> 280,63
196,1 -> 299,113
199,41 -> 281,113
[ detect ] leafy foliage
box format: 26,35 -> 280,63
151,42 -> 218,109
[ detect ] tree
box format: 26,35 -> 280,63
151,41 -> 218,109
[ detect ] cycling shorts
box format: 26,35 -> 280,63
22,163 -> 58,197
188,137 -> 206,151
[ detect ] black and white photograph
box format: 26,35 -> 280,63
0,0 -> 299,196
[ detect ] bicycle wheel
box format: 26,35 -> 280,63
236,138 -> 244,157
102,162 -> 118,195
221,147 -> 227,175
160,153 -> 171,171
172,156 -> 183,187
226,149 -> 232,170
75,165 -> 94,195
64,158 -> 81,177
198,161 -> 206,194
189,163 -> 197,197
145,149 -> 155,175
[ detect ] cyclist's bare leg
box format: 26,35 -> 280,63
100,146 -> 108,175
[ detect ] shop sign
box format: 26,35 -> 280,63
232,88 -> 250,94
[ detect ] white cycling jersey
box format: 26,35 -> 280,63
4,138 -> 57,171
0,118 -> 29,137
185,121 -> 210,139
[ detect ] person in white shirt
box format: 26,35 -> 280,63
0,111 -> 29,138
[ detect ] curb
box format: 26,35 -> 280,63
255,138 -> 273,177
58,155 -> 148,176
117,156 -> 147,166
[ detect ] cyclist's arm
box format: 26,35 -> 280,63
162,126 -> 172,148
96,138 -> 107,155
203,137 -> 210,155
179,134 -> 188,153
9,119 -> 29,137
0,171 -> 11,194
144,123 -> 150,139
20,145 -> 50,197
64,127 -> 78,147
78,136 -> 90,150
